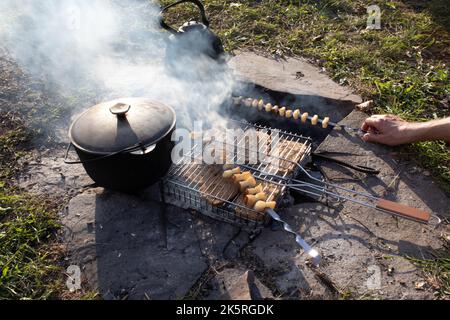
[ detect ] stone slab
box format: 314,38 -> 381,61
62,188 -> 243,300
229,52 -> 362,104
16,149 -> 94,198
202,269 -> 274,300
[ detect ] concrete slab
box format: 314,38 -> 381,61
62,188 -> 243,300
202,269 -> 274,300
229,52 -> 362,104
16,149 -> 93,198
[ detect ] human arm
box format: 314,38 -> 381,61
361,115 -> 450,146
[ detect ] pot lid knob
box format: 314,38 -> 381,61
110,103 -> 131,116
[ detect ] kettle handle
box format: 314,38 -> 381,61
159,0 -> 210,34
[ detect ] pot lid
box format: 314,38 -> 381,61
69,98 -> 176,155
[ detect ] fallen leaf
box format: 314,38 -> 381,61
356,100 -> 374,112
415,281 -> 426,290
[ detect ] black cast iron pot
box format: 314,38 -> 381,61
65,98 -> 176,192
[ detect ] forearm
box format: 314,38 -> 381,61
406,117 -> 450,143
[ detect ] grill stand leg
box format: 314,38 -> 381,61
158,180 -> 169,249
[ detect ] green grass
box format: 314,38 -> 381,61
0,111 -> 65,299
0,39 -> 98,299
160,0 -> 450,191
0,57 -> 97,298
407,240 -> 450,298
0,183 -> 62,299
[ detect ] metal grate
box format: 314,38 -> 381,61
163,121 -> 312,230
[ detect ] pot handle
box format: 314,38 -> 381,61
64,143 -> 84,165
63,142 -> 146,165
130,144 -> 157,155
159,0 -> 210,35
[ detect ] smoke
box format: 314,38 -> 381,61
0,0 -> 235,129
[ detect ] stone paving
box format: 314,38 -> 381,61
12,52 -> 450,300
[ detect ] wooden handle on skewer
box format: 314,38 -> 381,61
376,199 -> 431,223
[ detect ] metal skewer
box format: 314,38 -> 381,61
320,119 -> 367,136
220,151 -> 322,264
232,96 -> 368,135
211,123 -> 441,226
266,208 -> 321,265
239,159 -> 441,226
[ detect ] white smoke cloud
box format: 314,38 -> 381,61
0,0 -> 235,129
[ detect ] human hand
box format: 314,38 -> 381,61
361,115 -> 416,146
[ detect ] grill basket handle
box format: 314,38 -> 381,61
376,199 -> 431,224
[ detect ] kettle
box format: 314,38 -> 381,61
160,0 -> 225,61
